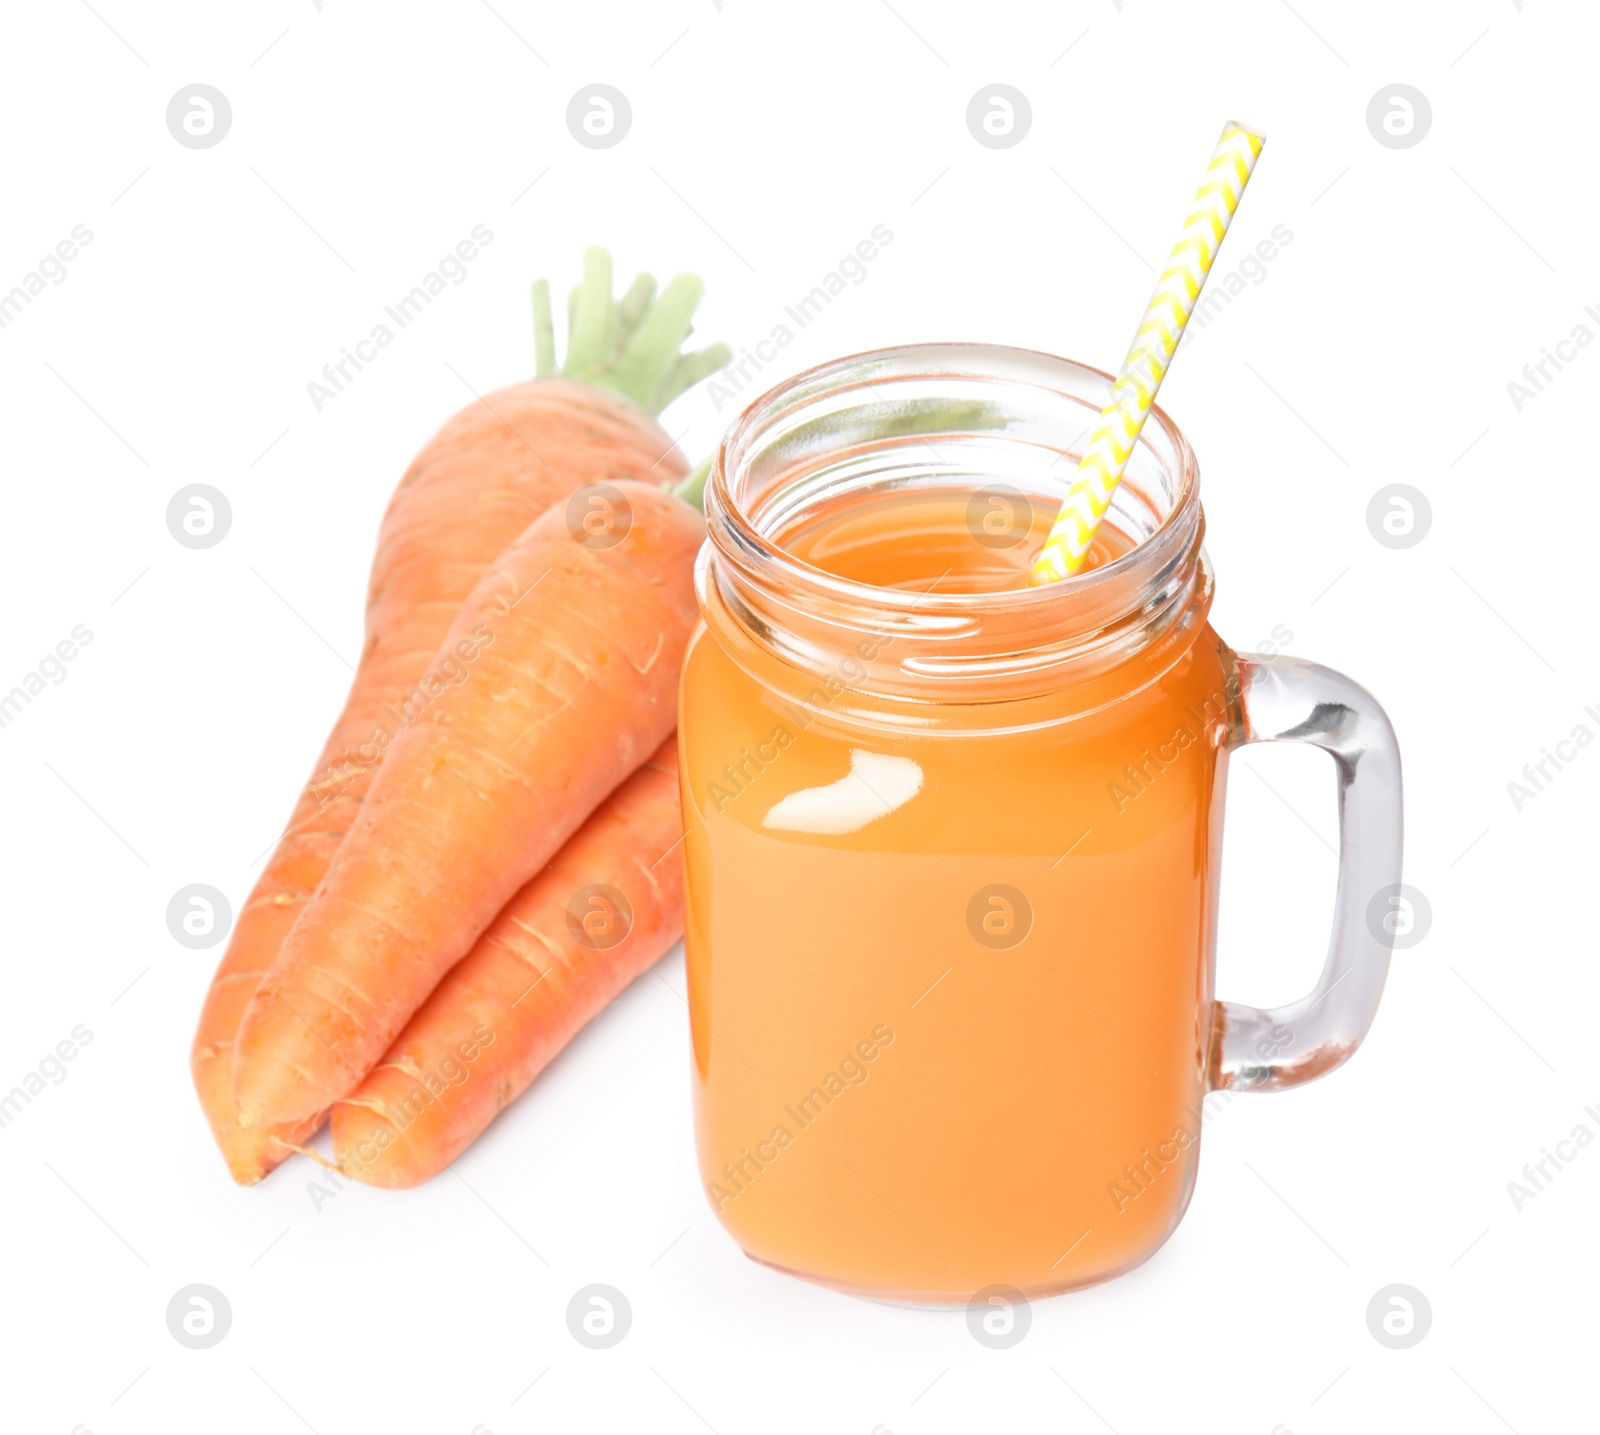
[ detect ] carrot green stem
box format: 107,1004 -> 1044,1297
654,343 -> 733,413
670,457 -> 712,511
531,281 -> 555,378
606,274 -> 704,408
532,248 -> 728,418
563,248 -> 614,379
617,273 -> 657,338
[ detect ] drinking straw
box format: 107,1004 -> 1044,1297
1029,121 -> 1265,584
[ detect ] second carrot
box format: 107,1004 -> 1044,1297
231,479 -> 705,1128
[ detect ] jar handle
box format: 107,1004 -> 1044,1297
1209,654 -> 1404,1092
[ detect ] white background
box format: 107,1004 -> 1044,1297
1,1 -> 1593,1431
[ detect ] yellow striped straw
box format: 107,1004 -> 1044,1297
1030,120 -> 1266,585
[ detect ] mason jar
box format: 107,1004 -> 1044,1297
679,344 -> 1402,1302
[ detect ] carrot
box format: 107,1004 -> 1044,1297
191,249 -> 727,1183
230,478 -> 705,1128
327,736 -> 683,1186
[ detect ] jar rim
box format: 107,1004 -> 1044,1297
699,342 -> 1210,709
707,341 -> 1201,619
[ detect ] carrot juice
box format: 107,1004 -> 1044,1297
681,471 -> 1236,1301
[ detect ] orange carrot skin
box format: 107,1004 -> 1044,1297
191,383 -> 687,1183
232,480 -> 705,1129
329,739 -> 683,1187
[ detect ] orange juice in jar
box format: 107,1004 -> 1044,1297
679,346 -> 1402,1303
